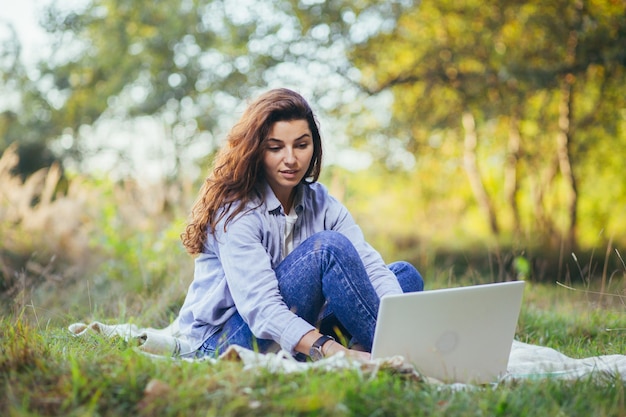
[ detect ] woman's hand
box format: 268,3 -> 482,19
322,338 -> 371,360
347,350 -> 372,361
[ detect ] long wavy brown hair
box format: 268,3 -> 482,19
181,88 -> 323,255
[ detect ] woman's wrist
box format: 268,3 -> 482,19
308,334 -> 335,360
321,339 -> 336,356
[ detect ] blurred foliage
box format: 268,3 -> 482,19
0,0 -> 411,175
344,0 -> 626,253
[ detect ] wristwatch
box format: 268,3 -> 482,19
309,335 -> 335,361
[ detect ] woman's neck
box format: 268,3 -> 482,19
273,187 -> 296,214
280,193 -> 294,214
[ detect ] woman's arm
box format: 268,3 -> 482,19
215,210 -> 317,354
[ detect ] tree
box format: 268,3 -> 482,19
32,0 -> 283,174
347,0 -> 626,252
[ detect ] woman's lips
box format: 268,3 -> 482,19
280,169 -> 298,179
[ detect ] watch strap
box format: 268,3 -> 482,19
309,335 -> 334,360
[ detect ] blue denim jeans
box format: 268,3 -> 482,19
197,230 -> 423,357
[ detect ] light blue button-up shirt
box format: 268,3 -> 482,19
176,181 -> 403,354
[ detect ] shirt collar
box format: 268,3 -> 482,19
294,186 -> 305,215
260,181 -> 306,215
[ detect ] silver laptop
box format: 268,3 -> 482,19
371,281 -> 525,384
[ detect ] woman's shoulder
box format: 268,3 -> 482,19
303,182 -> 328,194
303,181 -> 331,196
301,181 -> 331,202
301,182 -> 346,210
211,191 -> 265,229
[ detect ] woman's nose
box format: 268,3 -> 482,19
284,148 -> 296,163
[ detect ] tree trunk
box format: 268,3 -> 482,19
556,76 -> 578,252
504,115 -> 521,233
556,22 -> 581,253
532,155 -> 559,243
462,111 -> 499,236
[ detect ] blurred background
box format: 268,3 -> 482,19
1,0 -> 625,325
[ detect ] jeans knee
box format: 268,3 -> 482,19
310,230 -> 355,253
390,261 -> 424,292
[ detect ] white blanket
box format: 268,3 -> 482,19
68,319 -> 626,384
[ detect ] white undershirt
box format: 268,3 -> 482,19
283,207 -> 298,257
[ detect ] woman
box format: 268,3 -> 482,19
177,88 -> 423,361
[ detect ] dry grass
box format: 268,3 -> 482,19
0,145 -> 194,324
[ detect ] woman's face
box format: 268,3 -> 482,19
262,119 -> 314,207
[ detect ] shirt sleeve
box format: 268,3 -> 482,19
323,193 -> 403,298
214,211 -> 315,354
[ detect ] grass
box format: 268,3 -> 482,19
2,282 -> 626,416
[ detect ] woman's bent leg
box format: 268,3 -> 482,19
197,230 -> 379,356
275,230 -> 380,351
320,261 -> 424,346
